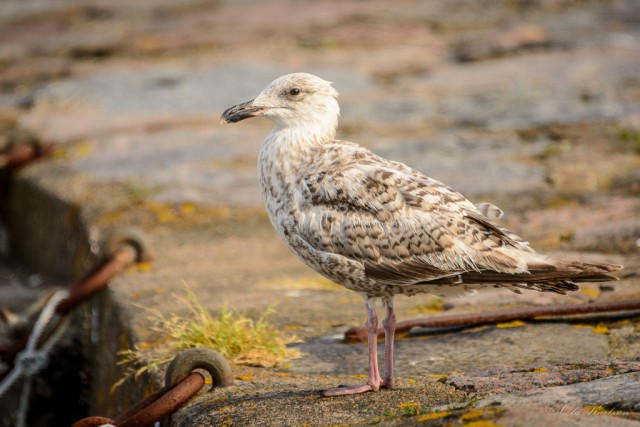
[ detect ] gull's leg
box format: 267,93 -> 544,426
323,297 -> 381,396
381,296 -> 396,389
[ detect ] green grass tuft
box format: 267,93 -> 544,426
173,289 -> 297,366
113,287 -> 299,392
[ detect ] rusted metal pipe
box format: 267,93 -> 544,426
0,142 -> 52,169
116,372 -> 205,427
71,348 -> 231,427
56,245 -> 137,315
111,387 -> 167,426
344,298 -> 640,344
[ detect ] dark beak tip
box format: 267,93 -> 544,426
220,99 -> 259,125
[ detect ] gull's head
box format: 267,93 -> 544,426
221,73 -> 339,135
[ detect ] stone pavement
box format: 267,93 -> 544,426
1,0 -> 640,425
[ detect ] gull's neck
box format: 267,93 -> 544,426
264,120 -> 337,157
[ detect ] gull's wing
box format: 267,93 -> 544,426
296,142 -> 534,287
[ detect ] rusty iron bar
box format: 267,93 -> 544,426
0,244 -> 138,377
56,245 -> 138,315
344,298 -> 640,344
115,372 -> 205,427
112,387 -> 167,425
71,348 -> 229,427
0,142 -> 52,169
71,373 -> 206,427
70,416 -> 116,427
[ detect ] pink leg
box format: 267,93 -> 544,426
323,298 -> 381,397
381,296 -> 396,389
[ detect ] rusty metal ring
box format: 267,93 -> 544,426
103,226 -> 152,263
165,347 -> 234,391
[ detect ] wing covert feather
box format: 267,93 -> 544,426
295,143 -> 533,285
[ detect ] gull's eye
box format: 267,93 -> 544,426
289,87 -> 301,96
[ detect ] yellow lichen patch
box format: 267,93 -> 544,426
573,324 -> 592,329
583,405 -> 606,415
461,409 -> 486,420
136,262 -> 153,272
533,367 -> 548,373
495,320 -> 526,328
461,408 -> 504,420
156,208 -> 176,223
429,374 -> 448,382
416,410 -> 451,421
72,139 -> 94,159
235,375 -> 254,381
591,325 -> 609,334
398,402 -> 420,408
179,202 -> 197,215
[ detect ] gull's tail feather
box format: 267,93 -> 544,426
427,257 -> 622,294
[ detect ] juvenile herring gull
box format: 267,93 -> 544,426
221,73 -> 622,397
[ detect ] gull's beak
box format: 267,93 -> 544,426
220,100 -> 268,124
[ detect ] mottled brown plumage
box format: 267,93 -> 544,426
221,73 -> 622,396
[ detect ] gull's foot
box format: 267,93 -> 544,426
381,378 -> 394,389
322,383 -> 378,397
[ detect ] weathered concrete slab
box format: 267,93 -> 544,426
483,403 -> 640,427
480,372 -> 640,412
480,372 -> 640,426
293,324 -> 610,377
